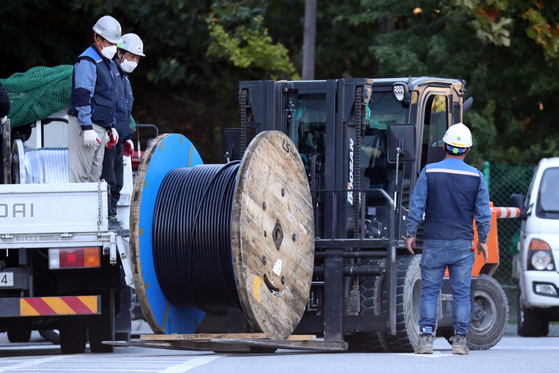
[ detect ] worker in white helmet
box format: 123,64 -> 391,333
405,122 -> 491,355
67,15 -> 122,184
101,33 -> 145,232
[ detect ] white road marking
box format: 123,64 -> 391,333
157,355 -> 223,372
0,344 -> 59,351
491,346 -> 559,350
391,351 -> 456,358
0,355 -> 70,372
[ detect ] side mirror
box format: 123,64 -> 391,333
387,124 -> 416,163
509,194 -> 527,220
463,97 -> 473,114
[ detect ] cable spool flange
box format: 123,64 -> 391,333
130,134 -> 205,334
231,131 -> 314,339
130,131 -> 314,338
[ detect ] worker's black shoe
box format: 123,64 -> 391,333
450,334 -> 470,355
108,217 -> 128,236
414,334 -> 434,354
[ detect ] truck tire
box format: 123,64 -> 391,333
7,329 -> 31,343
88,291 -> 116,353
383,255 -> 422,352
60,317 -> 86,354
517,287 -> 548,337
467,274 -> 509,350
345,259 -> 390,352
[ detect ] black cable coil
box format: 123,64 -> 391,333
152,162 -> 242,311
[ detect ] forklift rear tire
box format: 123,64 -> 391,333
383,255 -> 422,352
88,291 -> 116,353
346,259 -> 390,352
517,287 -> 548,337
60,317 -> 86,354
7,329 -> 31,343
467,274 -> 509,349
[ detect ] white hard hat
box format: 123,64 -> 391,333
92,15 -> 123,44
118,33 -> 146,57
442,123 -> 473,152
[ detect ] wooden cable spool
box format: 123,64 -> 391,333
130,131 -> 314,339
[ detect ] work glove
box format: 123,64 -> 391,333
123,139 -> 134,157
83,129 -> 101,147
106,128 -> 118,149
1,116 -> 6,125
111,127 -> 119,143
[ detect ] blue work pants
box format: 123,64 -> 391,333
418,239 -> 475,336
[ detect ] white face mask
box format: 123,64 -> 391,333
101,45 -> 117,60
121,59 -> 138,73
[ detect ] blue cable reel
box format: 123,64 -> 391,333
130,131 -> 315,338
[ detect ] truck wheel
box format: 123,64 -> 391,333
88,291 -> 116,353
346,259 -> 390,352
517,287 -> 548,337
383,255 -> 422,352
60,317 -> 86,354
467,274 -> 509,350
7,329 -> 31,343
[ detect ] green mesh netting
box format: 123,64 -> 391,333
0,65 -> 73,129
1,64 -> 136,130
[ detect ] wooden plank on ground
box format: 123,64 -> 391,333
211,339 -> 348,351
141,333 -> 268,341
285,335 -> 316,341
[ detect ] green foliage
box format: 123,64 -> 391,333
2,0 -> 559,165
523,7 -> 559,63
206,15 -> 299,80
453,0 -> 512,46
349,0 -> 559,168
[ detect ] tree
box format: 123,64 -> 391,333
2,0 -> 559,166
302,0 -> 317,80
0,0 -> 302,162
347,0 -> 559,167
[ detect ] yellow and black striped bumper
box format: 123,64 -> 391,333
0,296 -> 100,317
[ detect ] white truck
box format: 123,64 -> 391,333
511,157 -> 559,336
0,110 -> 135,354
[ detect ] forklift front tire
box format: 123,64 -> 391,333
467,274 -> 509,350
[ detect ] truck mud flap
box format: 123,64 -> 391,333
0,296 -> 100,317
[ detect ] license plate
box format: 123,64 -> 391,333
0,272 -> 14,287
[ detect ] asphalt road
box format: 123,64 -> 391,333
1,330 -> 558,373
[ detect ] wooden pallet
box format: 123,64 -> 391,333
105,333 -> 347,352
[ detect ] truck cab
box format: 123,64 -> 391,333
512,157 -> 559,336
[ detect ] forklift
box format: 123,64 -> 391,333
218,77 -> 508,351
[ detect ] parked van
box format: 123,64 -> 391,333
511,157 -> 559,336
